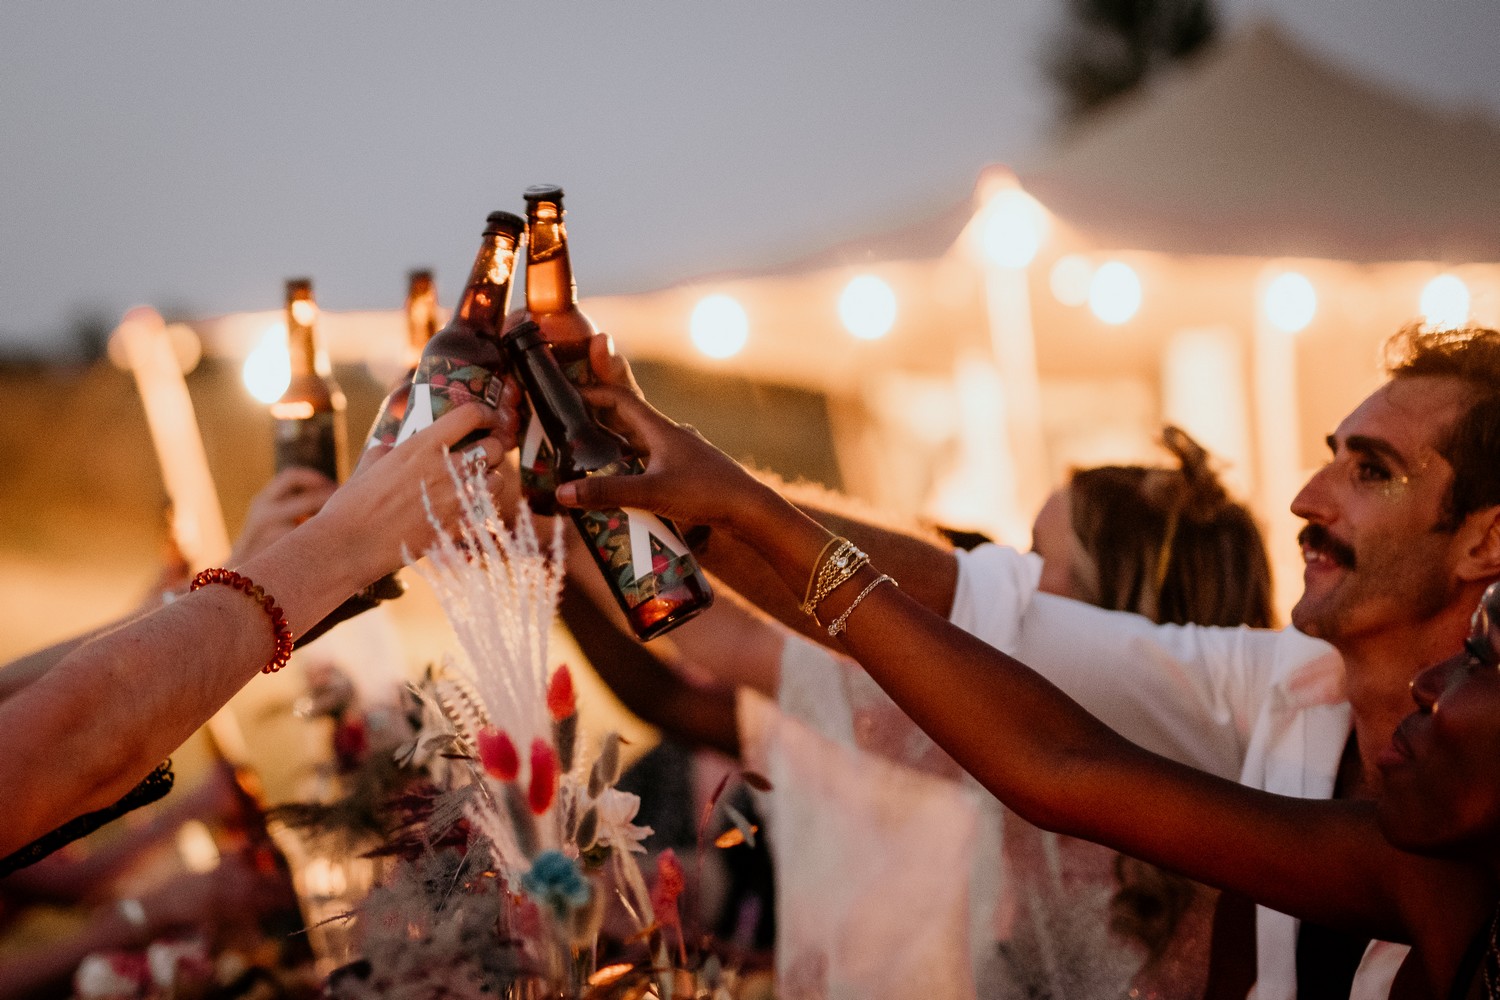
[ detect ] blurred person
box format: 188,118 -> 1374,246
0,397 -> 518,865
540,325 -> 1500,1000
551,361 -> 1500,1000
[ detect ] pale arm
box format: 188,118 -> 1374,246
0,403 -> 511,858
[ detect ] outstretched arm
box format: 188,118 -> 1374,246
0,404 -> 513,858
584,334 -> 961,649
554,380 -> 1443,944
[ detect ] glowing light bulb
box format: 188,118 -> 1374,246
1421,273 -> 1470,330
838,275 -> 897,340
1088,261 -> 1142,325
980,190 -> 1047,269
243,324 -> 291,403
1263,272 -> 1316,333
290,298 -> 317,326
1050,254 -> 1093,307
690,295 -> 749,359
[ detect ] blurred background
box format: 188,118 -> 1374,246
4,0 -> 1500,875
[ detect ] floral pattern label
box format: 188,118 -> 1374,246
574,506 -> 702,612
395,354 -> 503,445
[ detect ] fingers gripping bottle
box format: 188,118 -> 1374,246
272,278 -> 347,482
518,185 -> 598,515
502,321 -> 713,640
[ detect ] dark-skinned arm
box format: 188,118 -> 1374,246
554,379 -> 1466,953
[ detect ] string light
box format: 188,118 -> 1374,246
838,275 -> 897,340
690,295 -> 749,359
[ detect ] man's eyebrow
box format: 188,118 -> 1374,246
1339,433 -> 1412,473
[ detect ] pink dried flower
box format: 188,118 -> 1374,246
546,665 -> 577,721
528,739 -> 559,815
476,726 -> 519,782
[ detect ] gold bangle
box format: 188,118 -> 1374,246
801,537 -> 844,612
827,574 -> 896,637
801,539 -> 868,617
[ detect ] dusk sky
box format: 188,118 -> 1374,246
4,1 -> 1500,353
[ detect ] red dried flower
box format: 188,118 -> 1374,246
651,848 -> 686,928
546,665 -> 577,721
528,739 -> 559,815
476,726 -> 519,782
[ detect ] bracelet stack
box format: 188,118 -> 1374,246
800,538 -> 869,619
189,568 -> 294,674
800,536 -> 896,636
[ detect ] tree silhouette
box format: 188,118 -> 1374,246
1045,0 -> 1219,124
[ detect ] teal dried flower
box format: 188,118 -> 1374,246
521,850 -> 592,920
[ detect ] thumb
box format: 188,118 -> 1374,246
590,332 -> 642,394
555,469 -> 655,512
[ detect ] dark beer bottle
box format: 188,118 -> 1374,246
363,269 -> 440,453
502,321 -> 713,640
518,185 -> 598,514
395,212 -> 525,448
271,278 -> 347,482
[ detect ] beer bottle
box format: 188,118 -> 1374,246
395,212 -> 525,448
363,269 -> 440,453
502,321 -> 713,640
271,278 -> 347,482
518,185 -> 598,514
348,269 -> 439,606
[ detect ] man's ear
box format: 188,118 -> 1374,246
1456,505 -> 1500,582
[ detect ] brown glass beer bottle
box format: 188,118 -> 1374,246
271,278 -> 347,482
518,185 -> 599,514
395,212 -> 524,448
363,269 -> 440,453
502,321 -> 713,640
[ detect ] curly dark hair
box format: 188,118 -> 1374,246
1383,324 -> 1500,530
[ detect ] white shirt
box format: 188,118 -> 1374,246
951,543 -> 1405,1000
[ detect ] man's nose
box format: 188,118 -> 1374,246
1290,463 -> 1335,521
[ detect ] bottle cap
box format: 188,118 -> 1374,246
500,320 -> 544,357
523,185 -> 565,205
485,211 -> 526,235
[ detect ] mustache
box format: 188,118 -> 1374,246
1298,524 -> 1356,569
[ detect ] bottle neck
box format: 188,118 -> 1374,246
405,286 -> 438,360
510,339 -> 626,475
525,209 -> 578,315
450,232 -> 520,337
285,302 -> 320,378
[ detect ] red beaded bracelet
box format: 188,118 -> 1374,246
189,568 -> 294,674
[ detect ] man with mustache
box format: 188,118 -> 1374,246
669,324 -> 1500,1000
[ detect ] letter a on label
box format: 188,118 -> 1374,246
396,383 -> 436,445
622,508 -> 690,584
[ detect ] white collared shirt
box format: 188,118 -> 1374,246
950,543 -> 1404,1000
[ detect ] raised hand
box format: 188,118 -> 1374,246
229,467 -> 338,566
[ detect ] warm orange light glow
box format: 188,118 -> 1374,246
270,400 -> 316,420
290,299 -> 317,326
1088,261 -> 1142,325
838,274 -> 897,340
690,294 -> 749,359
1263,272 -> 1316,333
243,323 -> 291,403
1421,273 -> 1470,329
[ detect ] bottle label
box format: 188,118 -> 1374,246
520,356 -> 590,506
275,412 -> 341,481
575,506 -> 704,612
395,354 -> 503,445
